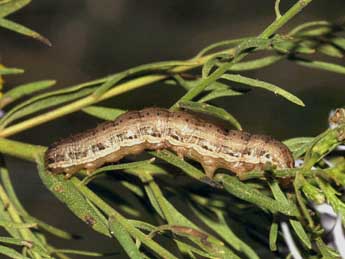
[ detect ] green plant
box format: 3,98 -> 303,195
0,0 -> 345,258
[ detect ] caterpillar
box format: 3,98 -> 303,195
45,107 -> 294,178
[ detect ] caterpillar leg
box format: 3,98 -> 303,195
64,173 -> 72,180
201,160 -> 217,179
85,162 -> 99,175
63,166 -> 81,179
170,146 -> 186,160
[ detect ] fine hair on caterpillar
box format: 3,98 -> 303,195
45,107 -> 294,178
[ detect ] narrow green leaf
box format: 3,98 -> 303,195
82,106 -> 125,121
190,205 -> 258,259
0,0 -> 30,18
289,220 -> 312,249
318,44 -> 343,58
234,37 -> 272,56
0,78 -> 104,127
331,37 -> 345,51
178,101 -> 242,130
205,81 -> 233,91
268,181 -> 312,249
274,0 -> 282,19
149,150 -> 211,184
139,172 -> 197,228
0,197 -> 21,239
171,37 -> 273,109
304,125 -> 345,169
29,216 -> 74,240
288,21 -> 331,36
269,221 -> 278,251
324,158 -> 345,186
273,40 -> 315,54
82,159 -> 155,185
121,182 -> 144,198
216,174 -> 299,216
317,178 -> 345,225
0,138 -> 177,258
283,137 -> 314,151
0,80 -> 56,108
51,249 -> 106,257
0,220 -> 36,229
198,89 -> 242,103
301,181 -> 325,204
0,67 -> 24,75
171,241 -> 216,259
0,244 -> 31,259
195,37 -> 249,58
229,55 -> 284,71
37,157 -> 111,237
128,220 -> 156,232
293,58 -> 345,74
293,173 -> 314,228
124,165 -> 171,219
137,172 -> 196,258
0,86 -> 97,128
167,75 -> 192,91
294,26 -> 333,37
124,163 -> 168,178
138,172 -> 231,258
171,76 -> 245,106
92,73 -> 128,98
0,18 -> 51,46
71,177 -> 179,259
93,61 -> 196,98
0,166 -> 73,239
202,58 -> 217,79
268,180 -> 295,206
315,237 -> 340,259
222,74 -> 305,106
140,179 -> 164,218
0,236 -> 29,247
202,54 -> 229,78
171,76 -> 231,92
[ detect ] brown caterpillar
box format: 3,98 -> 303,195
45,107 -> 294,178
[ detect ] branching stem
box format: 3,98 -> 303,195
0,0 -> 313,138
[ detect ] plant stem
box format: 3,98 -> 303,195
261,0 -> 313,38
171,0 -> 313,109
0,138 -> 45,161
288,20 -> 330,36
0,1 -> 313,138
0,184 -> 42,259
71,178 -> 179,259
239,167 -> 323,180
0,138 -> 177,258
0,75 -> 164,137
275,0 -> 282,19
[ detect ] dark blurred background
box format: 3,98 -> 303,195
0,0 -> 345,258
